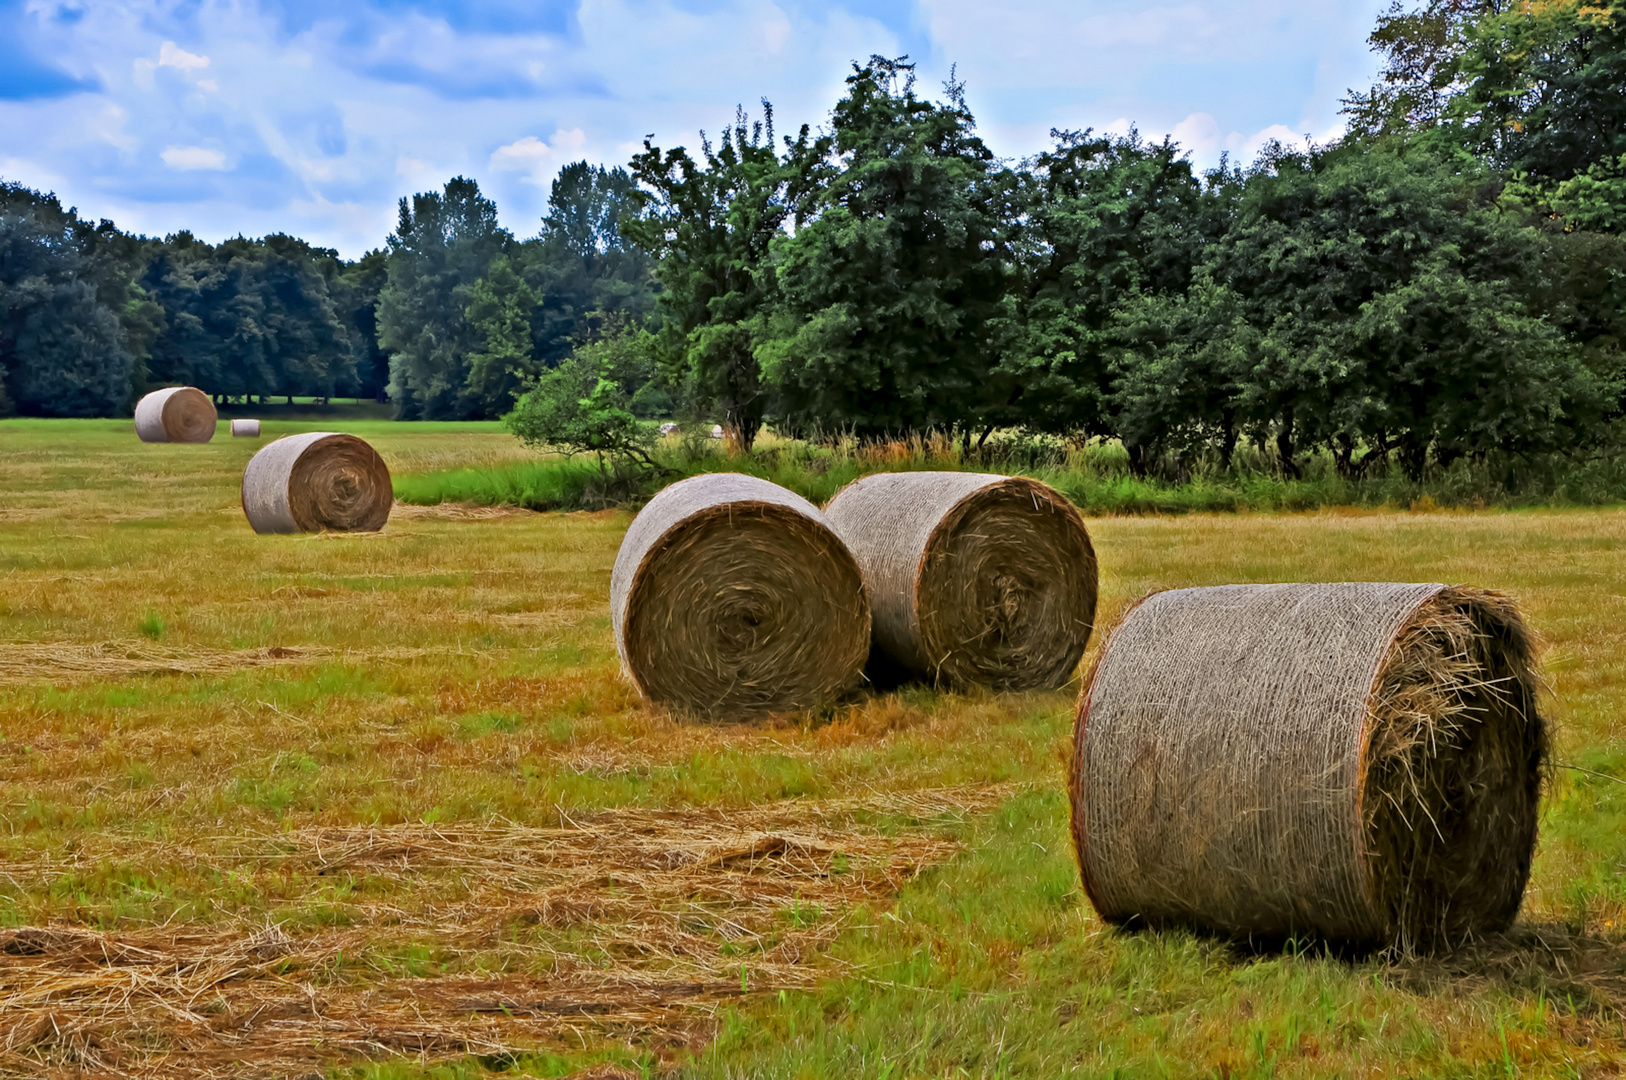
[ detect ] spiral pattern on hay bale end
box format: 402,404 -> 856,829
231,419 -> 261,438
1069,582 -> 1545,950
241,432 -> 392,534
134,387 -> 217,443
824,472 -> 1098,691
611,473 -> 871,720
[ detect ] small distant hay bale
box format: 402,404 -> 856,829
1069,582 -> 1545,950
611,473 -> 870,719
659,422 -> 679,436
134,387 -> 216,443
231,418 -> 261,438
824,472 -> 1097,690
241,432 -> 392,534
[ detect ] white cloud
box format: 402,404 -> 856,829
1170,112 -> 1223,159
161,145 -> 227,170
158,42 -> 211,71
491,129 -> 588,182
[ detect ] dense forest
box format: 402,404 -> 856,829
3,0 -> 1624,480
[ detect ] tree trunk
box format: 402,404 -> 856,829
1126,442 -> 1149,479
1275,411 -> 1300,480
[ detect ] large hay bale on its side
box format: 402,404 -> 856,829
134,387 -> 217,443
241,432 -> 392,534
823,472 -> 1097,690
1070,582 -> 1545,950
231,419 -> 261,438
611,473 -> 870,719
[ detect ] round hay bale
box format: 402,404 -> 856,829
241,432 -> 392,534
134,387 -> 217,443
611,473 -> 870,719
231,418 -> 261,438
823,472 -> 1097,690
1069,582 -> 1545,950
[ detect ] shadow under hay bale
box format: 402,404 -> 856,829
134,386 -> 217,443
611,473 -> 870,720
241,432 -> 392,534
824,471 -> 1097,691
1069,582 -> 1545,952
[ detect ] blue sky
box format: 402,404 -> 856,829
0,0 -> 1392,257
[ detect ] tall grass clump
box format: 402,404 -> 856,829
392,423 -> 1626,515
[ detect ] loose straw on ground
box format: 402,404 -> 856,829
241,432 -> 392,534
1070,582 -> 1545,950
611,473 -> 870,719
133,387 -> 216,443
824,472 -> 1097,690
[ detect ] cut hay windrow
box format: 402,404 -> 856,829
1069,582 -> 1545,950
241,431 -> 392,534
824,471 -> 1097,690
0,785 -> 1009,1079
133,387 -> 216,443
229,418 -> 260,437
611,473 -> 870,719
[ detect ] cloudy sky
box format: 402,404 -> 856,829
1,0 -> 1392,257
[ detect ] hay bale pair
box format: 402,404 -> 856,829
612,472 -> 1099,719
242,433 -> 392,534
1069,582 -> 1545,950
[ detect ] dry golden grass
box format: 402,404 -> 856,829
5,419 -> 1626,1077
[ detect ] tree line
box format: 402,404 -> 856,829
4,0 -> 1624,482
0,163 -> 657,419
619,0 -> 1626,479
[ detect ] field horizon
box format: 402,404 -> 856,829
3,417 -> 1626,1078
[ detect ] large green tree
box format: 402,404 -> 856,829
378,177 -> 512,418
626,104 -> 825,448
1347,1 -> 1626,220
523,161 -> 659,366
995,129 -> 1212,445
761,58 -> 1013,439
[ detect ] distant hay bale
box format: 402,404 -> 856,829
241,432 -> 392,534
231,418 -> 261,437
824,472 -> 1097,690
134,387 -> 217,443
659,422 -> 679,436
1069,582 -> 1545,950
709,425 -> 725,439
611,473 -> 870,719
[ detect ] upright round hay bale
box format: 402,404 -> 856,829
242,432 -> 392,534
611,473 -> 870,719
231,418 -> 261,438
1070,582 -> 1545,950
134,387 -> 217,443
824,472 -> 1097,690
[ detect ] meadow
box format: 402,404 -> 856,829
3,417 -> 1626,1079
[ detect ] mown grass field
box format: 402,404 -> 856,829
3,417 -> 1626,1079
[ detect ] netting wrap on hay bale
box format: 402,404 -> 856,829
610,473 -> 871,719
1070,582 -> 1545,949
134,387 -> 217,443
231,418 -> 261,438
241,432 -> 392,534
823,472 -> 1097,690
